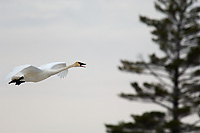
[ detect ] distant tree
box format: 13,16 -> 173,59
105,0 -> 200,133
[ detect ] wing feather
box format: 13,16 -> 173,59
57,70 -> 68,78
5,64 -> 31,82
39,62 -> 68,78
39,62 -> 65,69
5,65 -> 42,83
21,66 -> 42,74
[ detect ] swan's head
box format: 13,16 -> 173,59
75,62 -> 86,68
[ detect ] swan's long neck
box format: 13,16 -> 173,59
60,64 -> 75,71
49,63 -> 76,75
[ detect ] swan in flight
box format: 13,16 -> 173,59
5,61 -> 86,85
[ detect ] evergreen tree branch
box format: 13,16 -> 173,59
151,99 -> 172,111
141,60 -> 173,88
120,93 -> 171,111
186,119 -> 200,132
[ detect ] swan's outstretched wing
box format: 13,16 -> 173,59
39,62 -> 68,78
5,65 -> 42,83
5,64 -> 31,82
21,66 -> 42,75
5,65 -> 43,82
50,62 -> 68,78
57,69 -> 68,78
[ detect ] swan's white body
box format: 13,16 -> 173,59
5,61 -> 86,85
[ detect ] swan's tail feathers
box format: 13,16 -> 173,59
8,76 -> 25,86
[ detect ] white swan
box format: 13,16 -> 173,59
5,61 -> 86,85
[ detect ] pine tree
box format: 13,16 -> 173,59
105,0 -> 200,133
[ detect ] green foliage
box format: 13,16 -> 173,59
106,111 -> 166,133
106,0 -> 200,133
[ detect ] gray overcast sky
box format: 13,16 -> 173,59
0,0 -> 184,133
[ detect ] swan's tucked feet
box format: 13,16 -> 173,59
9,76 -> 25,86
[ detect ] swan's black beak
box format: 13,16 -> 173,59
78,62 -> 86,68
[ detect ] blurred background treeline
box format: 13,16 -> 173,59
105,0 -> 200,133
